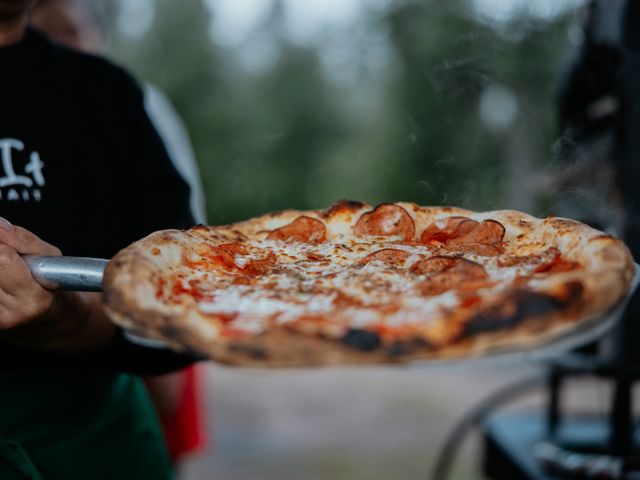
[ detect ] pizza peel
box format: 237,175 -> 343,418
21,255 -> 640,366
24,255 -> 107,292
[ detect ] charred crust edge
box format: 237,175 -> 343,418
460,284 -> 583,338
229,343 -> 269,360
342,328 -> 382,352
387,338 -> 432,358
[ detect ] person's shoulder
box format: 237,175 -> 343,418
32,28 -> 143,99
59,50 -> 142,100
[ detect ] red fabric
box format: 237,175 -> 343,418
159,366 -> 208,461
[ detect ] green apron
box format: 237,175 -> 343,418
0,364 -> 173,479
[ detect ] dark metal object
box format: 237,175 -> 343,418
484,414 -> 631,480
479,1 -> 640,478
482,299 -> 640,478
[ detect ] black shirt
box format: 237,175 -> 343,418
0,28 -> 196,372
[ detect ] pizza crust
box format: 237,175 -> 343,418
103,201 -> 635,367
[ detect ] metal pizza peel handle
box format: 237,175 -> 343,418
23,255 -> 169,349
23,255 -> 107,292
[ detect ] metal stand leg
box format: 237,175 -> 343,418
610,375 -> 634,456
546,368 -> 562,441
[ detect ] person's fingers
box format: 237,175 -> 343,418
11,226 -> 62,255
0,218 -> 61,256
0,244 -> 44,294
0,288 -> 53,330
0,220 -> 60,328
0,217 -> 11,231
0,245 -> 53,329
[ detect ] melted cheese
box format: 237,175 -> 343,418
165,235 -> 556,338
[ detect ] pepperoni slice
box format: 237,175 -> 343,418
448,219 -> 505,246
411,256 -> 487,278
199,243 -> 276,275
354,204 -> 416,240
361,248 -> 412,267
417,273 -> 461,296
421,218 -> 505,256
411,256 -> 459,275
202,243 -> 248,270
412,256 -> 492,296
267,216 -> 327,243
420,217 -> 478,245
447,258 -> 488,280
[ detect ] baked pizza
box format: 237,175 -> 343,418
103,200 -> 635,366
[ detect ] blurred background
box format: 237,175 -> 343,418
104,0 -> 588,224
96,0 -> 620,478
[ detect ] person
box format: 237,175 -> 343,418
29,0 -> 208,224
29,0 -> 210,466
0,0 -> 199,478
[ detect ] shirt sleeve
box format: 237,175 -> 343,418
144,83 -> 207,224
121,80 -> 197,240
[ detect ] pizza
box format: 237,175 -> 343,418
103,200 -> 635,367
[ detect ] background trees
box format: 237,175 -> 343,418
107,0 -> 580,223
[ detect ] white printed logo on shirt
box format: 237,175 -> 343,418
0,138 -> 45,202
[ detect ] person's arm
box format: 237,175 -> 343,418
122,81 -> 196,240
88,74 -> 199,374
143,83 -> 207,224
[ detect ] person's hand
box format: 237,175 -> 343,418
0,217 -> 61,330
0,217 -> 116,354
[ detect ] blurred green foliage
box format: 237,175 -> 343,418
107,0 -> 576,224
